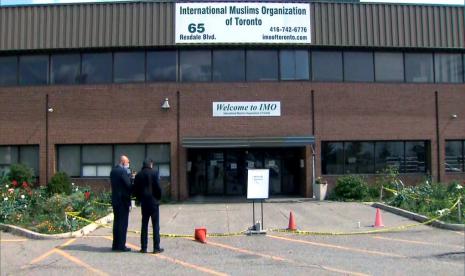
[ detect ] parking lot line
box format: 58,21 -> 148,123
205,239 -> 370,276
54,248 -> 108,276
102,236 -> 228,276
371,235 -> 464,249
0,239 -> 27,242
267,234 -> 405,258
29,238 -> 77,265
26,238 -> 109,275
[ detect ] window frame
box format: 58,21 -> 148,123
0,145 -> 39,177
343,51 -> 375,83
212,49 -> 246,82
56,144 -> 171,180
113,51 -> 146,83
179,49 -> 213,82
81,51 -> 114,84
445,140 -> 465,173
322,140 -> 430,175
246,49 -> 279,82
279,49 -> 310,81
0,55 -> 19,86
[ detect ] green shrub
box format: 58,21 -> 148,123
388,180 -> 465,224
374,166 -> 402,201
47,172 -> 72,195
8,164 -> 35,186
334,175 -> 369,200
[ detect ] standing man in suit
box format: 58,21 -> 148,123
110,155 -> 132,252
133,159 -> 164,254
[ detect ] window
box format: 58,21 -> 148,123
434,53 -> 463,83
322,142 -> 344,175
312,51 -> 343,82
180,50 -> 212,82
0,146 -> 18,176
405,53 -> 433,83
147,144 -> 171,179
0,145 -> 39,176
246,50 -> 278,81
114,52 -> 145,83
375,52 -> 404,82
81,53 -> 113,84
57,144 -> 171,180
375,141 -> 404,172
147,51 -> 177,82
212,50 -> 245,82
343,52 -> 374,82
322,141 -> 429,175
279,50 -> 309,81
57,145 -> 80,177
82,145 -> 113,177
404,141 -> 427,173
344,142 -> 374,173
0,56 -> 18,86
19,55 -> 49,85
51,54 -> 81,84
114,144 -> 145,171
445,141 -> 464,173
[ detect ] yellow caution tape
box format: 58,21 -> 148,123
65,212 -> 112,228
65,196 -> 462,238
383,187 -> 435,202
126,230 -> 247,238
92,201 -> 112,207
270,196 -> 462,236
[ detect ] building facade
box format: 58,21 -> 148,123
0,1 -> 464,200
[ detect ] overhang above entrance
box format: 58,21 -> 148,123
182,136 -> 314,148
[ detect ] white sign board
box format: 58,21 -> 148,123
175,2 -> 311,44
247,169 -> 269,199
213,102 -> 280,117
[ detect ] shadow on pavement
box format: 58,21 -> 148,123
63,244 -> 113,253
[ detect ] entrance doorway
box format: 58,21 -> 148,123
188,148 -> 302,196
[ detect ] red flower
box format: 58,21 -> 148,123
84,191 -> 91,200
22,182 -> 28,188
12,180 -> 18,187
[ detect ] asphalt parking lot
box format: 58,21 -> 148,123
1,200 -> 464,275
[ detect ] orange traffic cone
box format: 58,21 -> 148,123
373,208 -> 384,227
195,227 -> 207,243
288,211 -> 297,231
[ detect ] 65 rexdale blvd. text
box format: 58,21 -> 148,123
175,2 -> 311,44
213,102 -> 281,117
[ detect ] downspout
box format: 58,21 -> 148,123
435,91 -> 440,182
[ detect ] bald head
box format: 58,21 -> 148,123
120,155 -> 130,167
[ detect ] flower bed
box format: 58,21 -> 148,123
1,170 -> 111,234
328,166 -> 465,224
384,180 -> 465,224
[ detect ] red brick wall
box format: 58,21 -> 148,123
1,82 -> 464,199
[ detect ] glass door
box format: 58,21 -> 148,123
225,150 -> 245,195
265,151 -> 282,195
188,150 -> 207,195
207,151 -> 224,194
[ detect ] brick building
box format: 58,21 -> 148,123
0,1 -> 464,200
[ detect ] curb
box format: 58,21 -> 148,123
0,213 -> 114,240
372,202 -> 465,232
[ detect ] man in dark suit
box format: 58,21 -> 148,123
110,155 -> 132,252
133,159 -> 164,254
